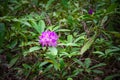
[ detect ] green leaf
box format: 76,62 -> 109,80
67,43 -> 79,46
38,20 -> 45,33
46,0 -> 55,10
74,35 -> 85,43
30,20 -> 45,34
29,46 -> 41,52
72,69 -> 83,76
22,21 -> 31,27
46,54 -> 60,70
44,64 -> 53,73
86,69 -> 91,73
104,74 -> 120,80
23,50 -> 29,57
59,58 -> 65,69
93,51 -> 104,55
52,26 -> 60,31
31,0 -> 38,6
58,43 -> 79,47
22,64 -> 31,69
80,34 -> 96,55
56,29 -> 70,32
9,56 -> 19,68
93,51 -> 105,57
68,52 -> 79,58
105,48 -> 120,54
67,78 -> 73,80
84,58 -> 91,68
109,32 -> 120,38
90,63 -> 106,69
101,16 -> 108,26
92,69 -> 104,74
0,23 -> 5,48
49,47 -> 58,55
61,0 -> 68,8
73,58 -> 84,68
107,3 -> 117,13
67,35 -> 73,43
39,62 -> 48,68
8,40 -> 17,49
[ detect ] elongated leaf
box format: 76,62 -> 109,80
46,54 -> 60,70
67,35 -> 73,43
52,26 -> 60,31
90,63 -> 106,69
74,35 -> 85,43
8,40 -> 17,49
30,20 -> 45,34
0,23 -> 5,48
9,56 -> 19,68
22,64 -> 31,69
109,32 -> 120,38
72,69 -> 83,76
29,46 -> 41,52
59,58 -> 65,69
93,51 -> 104,55
104,74 -> 120,80
58,43 -> 79,47
38,20 -> 45,33
30,20 -> 38,31
73,58 -> 84,68
49,47 -> 58,55
44,64 -> 53,73
101,16 -> 108,26
80,34 -> 96,55
105,48 -> 120,54
46,0 -> 54,10
92,69 -> 104,74
22,21 -> 31,27
39,62 -> 48,68
84,58 -> 91,68
56,29 -> 70,32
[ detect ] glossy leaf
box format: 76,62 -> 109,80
30,20 -> 45,34
84,58 -> 91,68
29,46 -> 41,52
90,63 -> 106,69
67,35 -> 73,43
49,47 -> 58,55
73,58 -> 84,68
9,56 -> 19,68
38,20 -> 45,33
22,63 -> 31,69
46,54 -> 60,70
80,34 -> 96,55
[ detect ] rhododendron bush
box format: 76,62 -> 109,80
0,0 -> 120,80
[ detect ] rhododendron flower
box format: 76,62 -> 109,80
39,30 -> 58,47
88,9 -> 93,15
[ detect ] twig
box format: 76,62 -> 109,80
82,21 -> 90,37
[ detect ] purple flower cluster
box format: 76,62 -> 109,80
88,9 -> 93,15
39,30 -> 58,47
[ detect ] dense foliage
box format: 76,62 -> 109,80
0,0 -> 120,80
